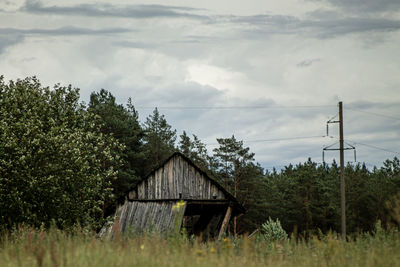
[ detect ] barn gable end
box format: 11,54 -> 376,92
129,153 -> 226,201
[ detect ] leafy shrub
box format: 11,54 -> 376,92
0,76 -> 122,230
261,217 -> 288,242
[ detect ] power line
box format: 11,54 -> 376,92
349,141 -> 400,155
243,135 -> 328,143
136,105 -> 336,110
205,135 -> 329,145
345,107 -> 400,121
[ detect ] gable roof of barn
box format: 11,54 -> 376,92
129,151 -> 245,214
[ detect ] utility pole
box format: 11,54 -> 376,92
339,101 -> 346,238
323,102 -> 353,239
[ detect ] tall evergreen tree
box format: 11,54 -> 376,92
88,89 -> 144,206
191,134 -> 210,171
264,160 -> 341,236
142,108 -> 176,174
213,135 -> 255,192
179,131 -> 191,157
213,135 -> 255,235
345,163 -> 375,233
178,131 -> 210,171
235,162 -> 267,234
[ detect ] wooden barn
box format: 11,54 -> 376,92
101,152 -> 245,239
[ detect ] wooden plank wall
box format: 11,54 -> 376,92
134,155 -> 226,200
101,201 -> 187,237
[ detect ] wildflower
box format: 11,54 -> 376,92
172,200 -> 186,211
140,244 -> 145,250
223,238 -> 232,248
209,247 -> 216,253
196,249 -> 203,256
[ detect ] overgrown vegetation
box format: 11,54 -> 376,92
1,226 -> 400,267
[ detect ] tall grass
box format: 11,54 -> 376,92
1,226 -> 400,267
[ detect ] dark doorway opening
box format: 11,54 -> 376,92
183,202 -> 228,239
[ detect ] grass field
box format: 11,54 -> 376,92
1,226 -> 400,267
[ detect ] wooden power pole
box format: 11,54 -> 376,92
338,101 -> 346,238
323,102 -> 352,239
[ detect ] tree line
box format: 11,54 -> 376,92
1,76 -> 399,236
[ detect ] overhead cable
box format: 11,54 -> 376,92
349,141 -> 400,155
136,105 -> 336,110
205,135 -> 330,145
345,107 -> 400,121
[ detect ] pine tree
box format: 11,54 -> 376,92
178,131 -> 191,157
213,135 -> 255,235
88,89 -> 144,207
213,135 -> 254,192
191,134 -> 209,170
142,108 -> 176,174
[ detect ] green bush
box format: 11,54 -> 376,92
261,217 -> 288,242
0,76 -> 122,230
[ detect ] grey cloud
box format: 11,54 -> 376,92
315,0 -> 400,13
20,57 -> 36,62
231,14 -> 400,39
346,100 -> 400,110
0,34 -> 24,54
0,26 -> 134,36
134,82 -> 225,109
229,14 -> 301,26
341,102 -> 400,165
0,0 -> 20,12
129,82 -> 330,140
345,101 -> 400,124
108,36 -> 220,55
172,35 -> 220,44
21,1 -> 207,20
300,17 -> 400,38
306,9 -> 343,20
297,59 -> 321,67
114,41 -> 158,49
17,1 -> 400,41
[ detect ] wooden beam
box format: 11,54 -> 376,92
218,206 -> 232,240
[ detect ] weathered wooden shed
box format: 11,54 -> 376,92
101,152 -> 245,238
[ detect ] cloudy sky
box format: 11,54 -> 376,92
1,0 -> 399,170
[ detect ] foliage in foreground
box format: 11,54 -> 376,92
0,77 -> 122,230
1,227 -> 400,267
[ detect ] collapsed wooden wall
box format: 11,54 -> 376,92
101,201 -> 186,237
130,154 -> 226,200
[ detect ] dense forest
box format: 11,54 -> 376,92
1,76 -> 399,237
